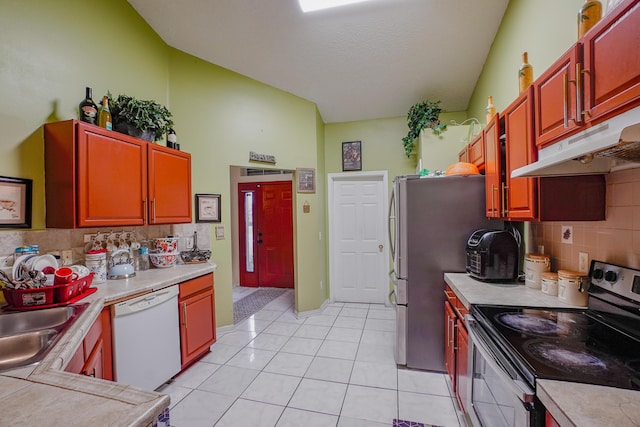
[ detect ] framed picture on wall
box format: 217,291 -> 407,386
195,193 -> 221,223
296,168 -> 316,193
0,176 -> 32,228
342,140 -> 362,171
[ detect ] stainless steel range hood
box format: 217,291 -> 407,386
511,105 -> 640,178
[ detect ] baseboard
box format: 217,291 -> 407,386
216,324 -> 235,335
296,298 -> 330,318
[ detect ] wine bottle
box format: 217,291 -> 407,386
167,128 -> 177,148
98,96 -> 113,130
79,87 -> 98,125
518,52 -> 533,94
486,96 -> 496,124
578,0 -> 602,39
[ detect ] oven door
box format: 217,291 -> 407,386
466,316 -> 542,427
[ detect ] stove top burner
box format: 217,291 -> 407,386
495,310 -> 587,338
524,340 -> 614,374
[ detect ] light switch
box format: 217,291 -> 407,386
215,226 -> 225,240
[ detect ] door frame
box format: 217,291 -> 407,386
327,170 -> 389,304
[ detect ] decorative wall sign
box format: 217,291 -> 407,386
342,141 -> 362,171
249,151 -> 277,164
195,193 -> 221,223
0,176 -> 32,228
296,168 -> 316,193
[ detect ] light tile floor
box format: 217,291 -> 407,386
161,289 -> 465,427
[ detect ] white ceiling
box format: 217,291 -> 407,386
127,0 -> 509,123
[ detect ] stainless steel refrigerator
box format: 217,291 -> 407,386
389,174 -> 497,371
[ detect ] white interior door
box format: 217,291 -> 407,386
329,171 -> 388,303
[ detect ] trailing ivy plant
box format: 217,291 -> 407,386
401,100 -> 447,157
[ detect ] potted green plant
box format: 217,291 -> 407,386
401,100 -> 447,157
107,92 -> 174,142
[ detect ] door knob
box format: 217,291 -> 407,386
378,244 -> 383,251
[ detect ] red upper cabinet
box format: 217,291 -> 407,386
483,114 -> 502,218
504,87 -> 537,220
582,0 -> 640,123
468,132 -> 485,172
534,0 -> 640,149
148,144 -> 192,224
533,45 -> 582,149
44,120 -> 192,228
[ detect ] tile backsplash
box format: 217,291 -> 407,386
0,223 -> 211,270
531,166 -> 640,271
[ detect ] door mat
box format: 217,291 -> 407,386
233,288 -> 287,323
393,420 -> 442,427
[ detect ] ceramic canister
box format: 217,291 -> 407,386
85,252 -> 107,283
540,271 -> 559,296
524,253 -> 550,289
558,270 -> 589,306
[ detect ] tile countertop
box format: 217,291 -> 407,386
444,272 -> 640,427
0,262 -> 217,427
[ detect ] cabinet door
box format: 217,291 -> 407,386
180,289 -> 216,369
444,301 -> 456,391
148,144 -> 192,224
504,87 -> 537,220
76,123 -> 147,227
458,145 -> 469,163
82,338 -> 104,379
65,344 -> 85,374
534,45 -> 581,149
484,115 -> 502,218
583,0 -> 640,123
456,319 -> 469,413
468,132 -> 485,171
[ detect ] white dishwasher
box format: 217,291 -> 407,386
112,285 -> 182,390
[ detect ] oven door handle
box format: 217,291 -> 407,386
467,316 -> 536,404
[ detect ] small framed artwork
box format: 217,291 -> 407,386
195,193 -> 221,223
342,140 -> 362,171
0,176 -> 32,228
296,168 -> 316,193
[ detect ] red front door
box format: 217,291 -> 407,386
239,181 -> 294,288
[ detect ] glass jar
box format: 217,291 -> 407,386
578,0 -> 602,39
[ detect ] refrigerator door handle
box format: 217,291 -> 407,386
388,185 -> 396,261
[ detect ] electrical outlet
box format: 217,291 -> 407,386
61,250 -> 73,266
579,252 -> 589,273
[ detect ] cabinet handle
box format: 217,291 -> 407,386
575,63 -> 583,123
501,182 -> 508,217
491,184 -> 498,216
183,302 -> 187,328
152,198 -> 157,223
563,72 -> 569,128
143,199 -> 148,224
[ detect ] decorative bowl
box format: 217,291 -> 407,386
149,252 -> 178,268
445,162 -> 480,176
152,237 -> 179,254
180,249 -> 212,264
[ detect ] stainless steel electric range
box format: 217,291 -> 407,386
466,260 -> 640,427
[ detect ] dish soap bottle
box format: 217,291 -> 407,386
518,52 -> 533,94
578,0 -> 602,39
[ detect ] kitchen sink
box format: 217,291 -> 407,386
0,329 -> 58,371
0,303 -> 89,372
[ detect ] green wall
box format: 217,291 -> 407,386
467,0 -> 587,120
1,0 -> 325,326
0,0 -> 168,229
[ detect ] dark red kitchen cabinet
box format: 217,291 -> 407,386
484,114 -> 504,218
444,300 -> 456,391
44,120 -> 192,227
65,307 -> 112,381
504,87 -> 537,220
533,46 -> 582,149
148,144 -> 192,224
468,132 -> 485,172
456,317 -> 469,413
179,273 -> 216,370
582,0 -> 640,123
458,145 -> 469,163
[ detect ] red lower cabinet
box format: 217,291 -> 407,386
444,301 -> 457,391
455,318 -> 469,413
65,307 -> 113,380
179,273 -> 216,370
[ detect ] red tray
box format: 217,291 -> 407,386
2,273 -> 95,308
2,287 -> 97,311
